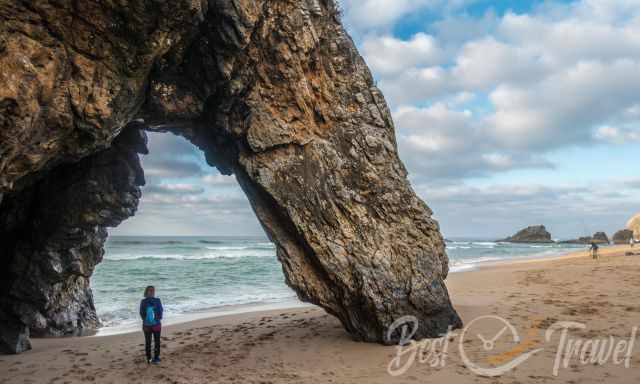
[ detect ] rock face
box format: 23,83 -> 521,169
0,1 -> 461,353
0,126 -> 147,353
613,229 -> 634,244
498,225 -> 554,243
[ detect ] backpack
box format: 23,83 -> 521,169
145,304 -> 156,326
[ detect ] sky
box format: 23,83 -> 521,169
112,0 -> 640,239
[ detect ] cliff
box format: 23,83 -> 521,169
498,225 -> 554,243
0,1 -> 461,353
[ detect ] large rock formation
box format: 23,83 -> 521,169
498,225 -> 554,243
561,232 -> 610,245
628,214 -> 640,240
0,126 -> 147,353
613,229 -> 634,244
592,232 -> 610,244
0,1 -> 461,353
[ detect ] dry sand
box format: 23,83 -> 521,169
2,245 -> 640,383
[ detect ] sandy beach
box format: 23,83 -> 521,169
3,244 -> 640,384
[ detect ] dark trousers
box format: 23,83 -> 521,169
143,326 -> 161,360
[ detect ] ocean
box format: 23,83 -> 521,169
92,236 -> 589,333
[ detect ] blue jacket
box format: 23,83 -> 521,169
139,297 -> 163,326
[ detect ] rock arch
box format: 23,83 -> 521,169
0,0 -> 461,353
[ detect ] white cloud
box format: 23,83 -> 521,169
202,174 -> 237,186
452,36 -> 549,89
362,33 -> 443,75
415,181 -> 639,239
144,183 -> 205,196
339,0 -> 480,35
355,0 -> 640,180
487,59 -> 640,149
339,0 -> 435,32
395,104 -> 553,180
142,132 -> 204,179
594,126 -> 640,144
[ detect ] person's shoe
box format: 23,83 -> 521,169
151,357 -> 161,364
147,358 -> 152,364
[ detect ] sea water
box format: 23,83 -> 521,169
91,236 -> 589,333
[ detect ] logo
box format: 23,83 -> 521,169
386,315 -> 637,377
458,315 -> 543,376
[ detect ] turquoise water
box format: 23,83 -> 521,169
92,236 -> 294,330
91,236 -> 590,331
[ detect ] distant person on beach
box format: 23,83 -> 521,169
590,242 -> 599,260
140,286 -> 163,364
631,238 -> 635,248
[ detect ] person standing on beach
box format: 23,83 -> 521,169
590,242 -> 599,260
140,286 -> 163,364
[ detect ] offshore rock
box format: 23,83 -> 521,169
498,225 -> 554,243
592,232 -> 610,244
561,232 -> 610,245
0,0 -> 461,351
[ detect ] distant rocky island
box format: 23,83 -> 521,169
498,225 -> 554,243
559,232 -> 610,245
499,226 -> 620,245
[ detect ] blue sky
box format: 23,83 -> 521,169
112,0 -> 640,239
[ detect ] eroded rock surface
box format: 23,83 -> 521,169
0,126 -> 147,353
0,0 -> 461,352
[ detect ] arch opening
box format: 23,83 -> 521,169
93,131 -> 298,332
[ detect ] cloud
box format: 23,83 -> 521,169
202,174 -> 237,186
594,126 -> 640,144
339,0 -> 479,35
144,183 -> 205,196
109,131 -> 264,236
395,104 -> 553,180
339,0 -> 434,33
487,59 -> 640,149
356,0 -> 640,180
361,33 -> 444,75
111,192 -> 262,236
143,159 -> 204,178
621,178 -> 640,189
141,132 -> 204,179
415,181 -> 638,239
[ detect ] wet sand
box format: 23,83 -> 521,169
2,244 -> 640,383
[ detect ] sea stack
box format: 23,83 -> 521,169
499,225 -> 554,243
592,232 -> 610,244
